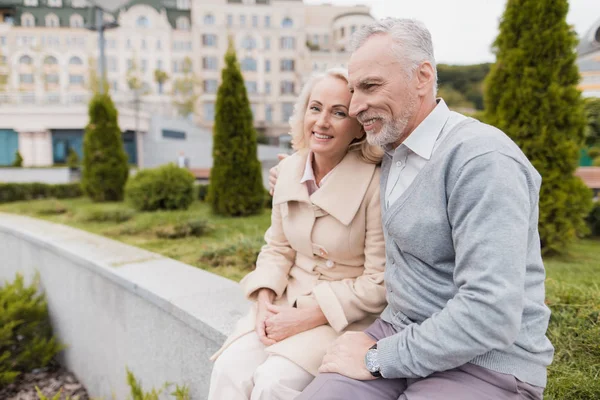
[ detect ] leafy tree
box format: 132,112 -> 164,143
154,69 -> 169,95
208,40 -> 264,216
484,0 -> 593,254
81,93 -> 129,202
437,85 -> 475,110
12,151 -> 23,167
171,57 -> 198,117
66,147 -> 79,169
583,97 -> 600,166
437,63 -> 491,110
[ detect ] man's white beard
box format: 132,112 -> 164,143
365,98 -> 417,148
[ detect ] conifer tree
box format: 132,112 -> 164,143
484,0 -> 593,253
208,40 -> 264,216
81,93 -> 129,202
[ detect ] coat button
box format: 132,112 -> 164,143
325,259 -> 334,268
320,249 -> 326,256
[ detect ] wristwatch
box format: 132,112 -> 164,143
365,343 -> 381,377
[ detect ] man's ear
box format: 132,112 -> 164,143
416,61 -> 435,97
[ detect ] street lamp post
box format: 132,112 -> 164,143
86,5 -> 119,94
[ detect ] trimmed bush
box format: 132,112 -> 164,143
586,202 -> 600,237
484,0 -> 593,254
155,218 -> 212,239
81,93 -> 129,202
12,151 -> 23,167
0,274 -> 64,386
208,40 -> 265,216
197,184 -> 209,202
79,208 -> 135,223
0,183 -> 83,204
126,164 -> 195,211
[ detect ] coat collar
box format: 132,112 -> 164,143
273,150 -> 376,226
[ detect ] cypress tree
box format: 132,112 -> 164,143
81,93 -> 129,202
208,40 -> 264,216
484,0 -> 593,254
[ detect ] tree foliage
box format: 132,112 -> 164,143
208,40 -> 264,216
171,57 -> 198,117
484,0 -> 593,253
81,93 -> 129,202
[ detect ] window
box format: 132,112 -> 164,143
69,74 -> 84,85
596,27 -> 600,43
324,34 -> 329,47
127,59 -> 134,70
204,102 -> 215,122
265,81 -> 271,95
252,15 -> 258,28
282,102 -> 294,123
112,81 -> 118,92
202,34 -> 217,47
108,57 -> 117,72
202,56 -> 218,70
172,60 -> 180,73
280,59 -> 295,72
70,14 -> 84,28
141,59 -> 147,72
21,13 -> 35,27
241,57 -> 257,72
227,14 -> 233,27
176,0 -> 190,10
351,25 -> 357,35
312,34 -> 319,46
280,36 -> 295,50
48,0 -> 62,6
44,55 -> 58,65
280,80 -> 295,95
242,35 -> 257,50
0,36 -> 5,46
265,60 -> 270,72
45,14 -> 60,27
71,0 -> 87,7
176,16 -> 190,31
204,14 -> 215,25
340,27 -> 345,38
240,15 -> 246,27
162,129 -> 186,140
126,39 -> 131,49
264,37 -> 271,50
42,36 -> 60,47
156,60 -> 163,70
265,104 -> 272,122
156,40 -> 162,50
245,81 -> 257,94
20,74 -> 34,84
19,55 -> 33,65
265,15 -> 271,28
69,56 -> 83,65
136,16 -> 149,28
45,73 -> 59,84
204,79 -> 218,93
281,17 -> 293,28
24,0 -> 38,5
141,39 -> 146,49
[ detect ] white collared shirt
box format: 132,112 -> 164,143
385,99 -> 467,207
300,151 -> 335,196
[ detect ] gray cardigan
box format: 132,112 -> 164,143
377,118 -> 554,388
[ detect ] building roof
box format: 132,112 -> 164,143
577,17 -> 600,57
576,167 -> 600,189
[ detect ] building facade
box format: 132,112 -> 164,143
577,17 -> 600,98
0,0 -> 374,167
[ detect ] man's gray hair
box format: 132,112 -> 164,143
349,18 -> 438,93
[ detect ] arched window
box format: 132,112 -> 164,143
45,13 -> 60,28
70,14 -> 84,28
204,14 -> 215,25
241,57 -> 257,72
19,55 -> 33,65
69,56 -> 83,65
44,55 -> 58,65
21,13 -> 35,27
281,17 -> 293,28
176,16 -> 190,31
136,16 -> 149,28
595,27 -> 600,43
242,35 -> 257,50
48,0 -> 62,6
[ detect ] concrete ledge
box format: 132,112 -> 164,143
0,167 -> 73,184
0,212 -> 250,399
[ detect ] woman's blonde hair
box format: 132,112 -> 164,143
288,67 -> 383,164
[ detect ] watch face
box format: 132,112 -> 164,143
365,349 -> 380,373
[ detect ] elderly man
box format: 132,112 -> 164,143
274,18 -> 554,400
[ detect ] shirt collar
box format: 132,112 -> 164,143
391,98 -> 451,160
300,150 -> 316,184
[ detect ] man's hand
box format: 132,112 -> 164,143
255,289 -> 277,346
318,332 -> 377,380
265,303 -> 326,342
269,153 -> 289,196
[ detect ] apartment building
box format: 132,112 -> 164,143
577,17 -> 600,98
0,0 -> 374,165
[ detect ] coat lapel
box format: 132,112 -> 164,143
273,151 -> 376,226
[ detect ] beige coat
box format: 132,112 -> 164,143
211,150 -> 386,376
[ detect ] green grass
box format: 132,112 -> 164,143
0,198 -> 598,398
0,198 -> 271,282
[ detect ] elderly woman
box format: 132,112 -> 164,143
208,68 -> 386,400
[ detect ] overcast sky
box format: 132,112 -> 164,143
305,0 -> 599,64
